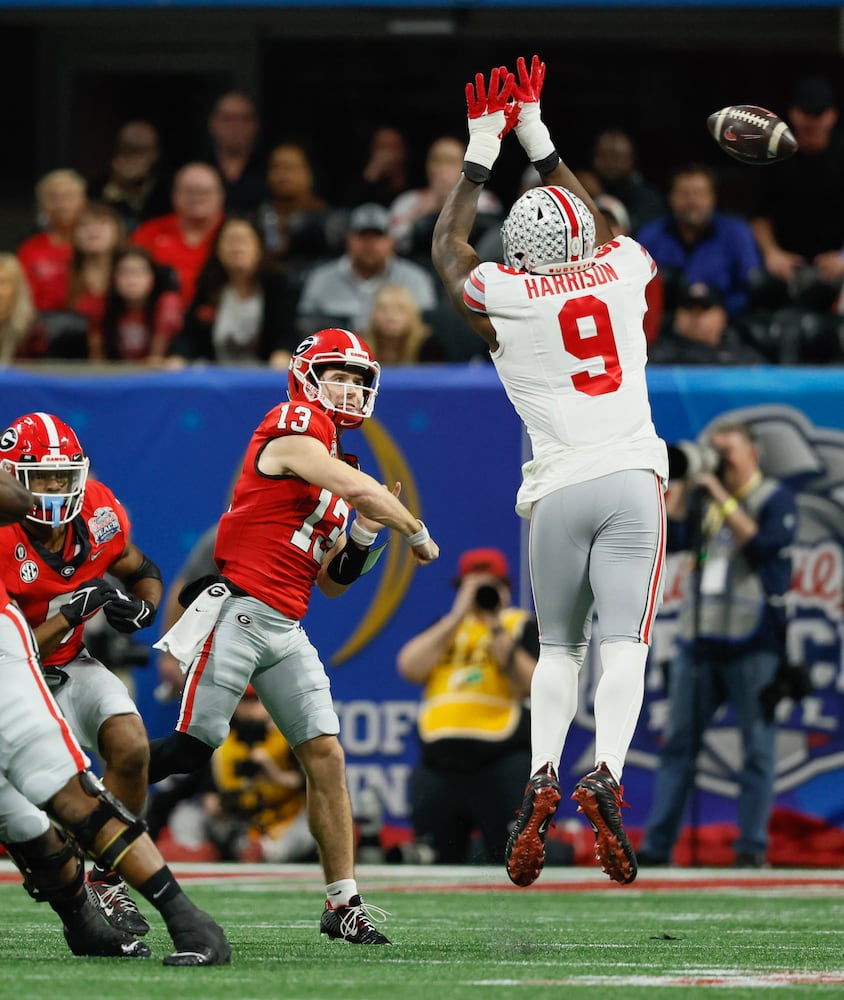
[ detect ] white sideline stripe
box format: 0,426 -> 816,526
4,859 -> 842,891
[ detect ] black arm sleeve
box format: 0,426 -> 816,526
326,543 -> 370,585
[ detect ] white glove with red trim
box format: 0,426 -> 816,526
509,55 -> 559,173
463,66 -> 516,184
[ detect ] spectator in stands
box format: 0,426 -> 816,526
131,162 -> 224,307
648,282 -> 766,365
17,169 -> 86,312
66,202 -> 127,359
595,192 -> 663,345
636,163 -> 762,324
167,216 -> 297,367
388,136 -> 502,258
751,77 -> 844,312
99,247 -> 184,363
581,128 -> 665,233
256,142 -> 330,263
88,120 -> 171,234
344,126 -> 413,208
204,91 -> 268,214
397,547 -> 538,864
363,284 -> 446,365
295,202 -> 437,337
0,254 -> 37,363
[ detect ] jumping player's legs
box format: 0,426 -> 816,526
509,471 -> 664,886
588,469 -> 665,780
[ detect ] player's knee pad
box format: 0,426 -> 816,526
5,830 -> 84,906
148,731 -> 215,783
541,642 -> 588,669
60,770 -> 147,871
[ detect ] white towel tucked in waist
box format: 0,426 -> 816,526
153,581 -> 232,673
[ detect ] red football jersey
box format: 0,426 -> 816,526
215,401 -> 351,619
0,480 -> 131,666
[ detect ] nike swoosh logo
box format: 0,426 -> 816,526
91,550 -> 104,561
153,885 -> 170,900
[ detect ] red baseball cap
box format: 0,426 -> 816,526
454,547 -> 511,584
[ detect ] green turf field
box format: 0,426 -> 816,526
1,863 -> 843,999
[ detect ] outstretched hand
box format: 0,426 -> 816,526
511,54 -> 546,105
463,66 -> 516,184
465,66 -> 515,122
505,53 -> 558,171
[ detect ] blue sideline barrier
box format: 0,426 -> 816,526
2,364 -> 843,852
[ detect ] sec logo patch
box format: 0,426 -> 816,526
20,561 -> 38,583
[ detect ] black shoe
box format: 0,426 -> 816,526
86,875 -> 151,936
734,851 -> 767,869
571,762 -> 637,885
164,912 -> 232,966
505,763 -> 562,887
63,896 -> 152,958
636,848 -> 670,867
320,895 -> 391,944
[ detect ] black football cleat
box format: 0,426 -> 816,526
320,895 -> 391,944
86,876 -> 151,936
63,896 -> 152,958
505,762 -> 562,887
571,762 -> 637,885
163,912 -> 232,966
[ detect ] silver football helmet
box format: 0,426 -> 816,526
501,186 -> 597,275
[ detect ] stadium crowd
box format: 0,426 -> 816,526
3,77 -> 843,369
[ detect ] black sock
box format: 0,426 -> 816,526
137,866 -> 182,909
50,887 -> 86,921
89,863 -> 117,883
148,732 -> 215,784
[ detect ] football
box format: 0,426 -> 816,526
706,105 -> 798,165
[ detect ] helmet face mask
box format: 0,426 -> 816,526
0,413 -> 89,527
288,330 -> 380,430
501,186 -> 597,275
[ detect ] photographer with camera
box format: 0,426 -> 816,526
639,421 -> 799,868
396,548 -> 540,864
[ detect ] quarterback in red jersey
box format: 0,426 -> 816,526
0,413 -> 163,937
150,328 -> 439,944
0,468 -> 229,965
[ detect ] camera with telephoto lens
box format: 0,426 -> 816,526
759,661 -> 813,720
475,584 -> 502,611
667,440 -> 723,482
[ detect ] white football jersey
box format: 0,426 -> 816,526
464,235 -> 668,517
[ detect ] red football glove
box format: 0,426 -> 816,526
509,54 -> 558,171
463,67 -> 515,183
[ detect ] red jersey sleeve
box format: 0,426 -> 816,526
214,402 -> 350,619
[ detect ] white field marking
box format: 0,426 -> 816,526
466,970 -> 844,987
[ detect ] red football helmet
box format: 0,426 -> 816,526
0,412 -> 90,527
288,329 -> 380,430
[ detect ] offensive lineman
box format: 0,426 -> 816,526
148,329 -> 439,943
0,467 -> 230,965
0,412 -> 162,934
432,56 -> 668,887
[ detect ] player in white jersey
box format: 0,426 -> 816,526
432,56 -> 668,887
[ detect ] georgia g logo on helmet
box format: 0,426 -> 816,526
287,329 -> 381,431
0,427 -> 19,452
2,413 -> 90,528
